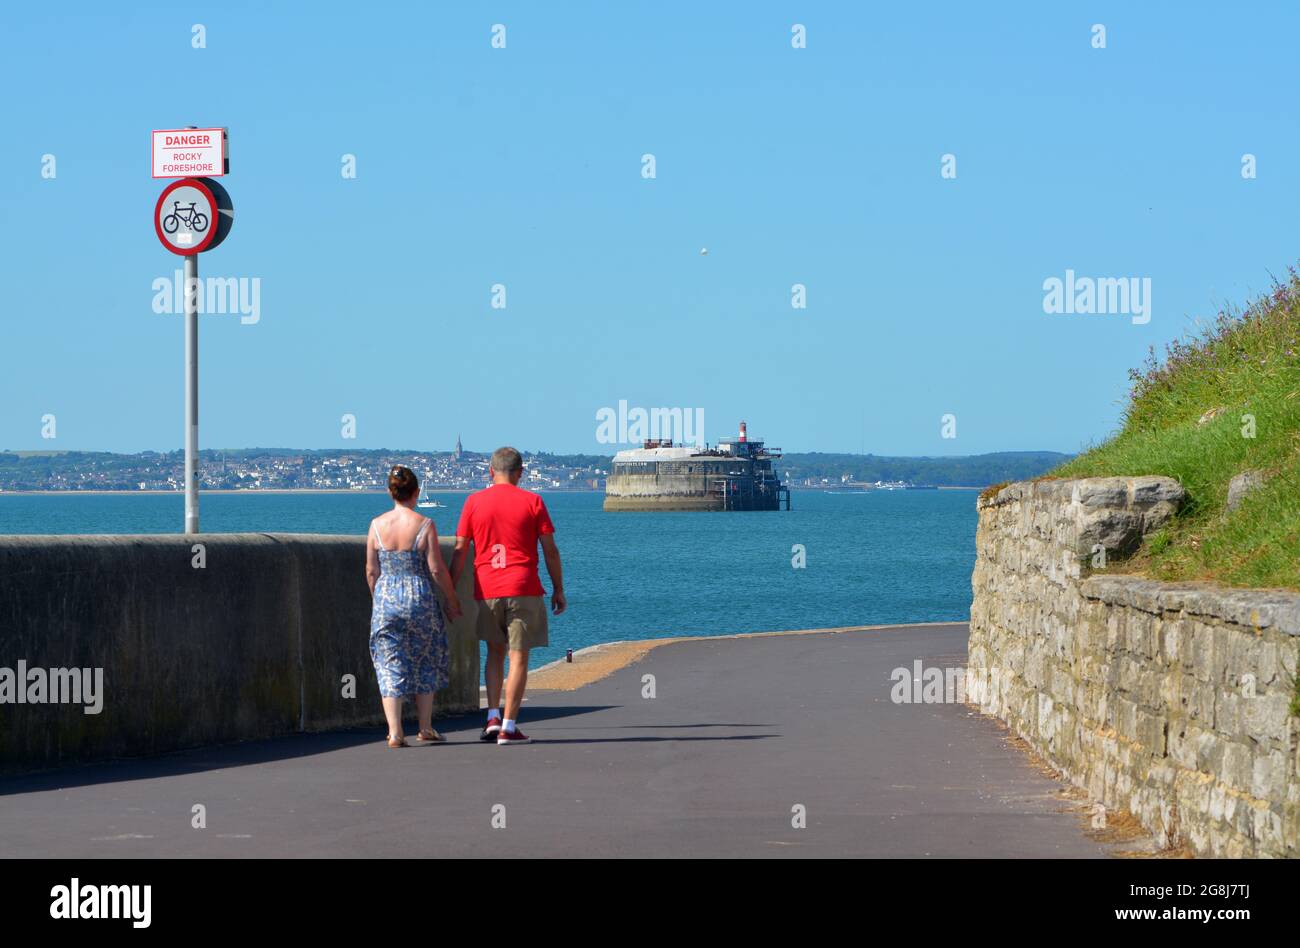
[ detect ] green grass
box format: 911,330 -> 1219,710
1053,270 -> 1300,590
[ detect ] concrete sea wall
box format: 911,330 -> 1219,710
967,477 -> 1300,857
604,471 -> 784,511
604,471 -> 722,511
0,534 -> 479,773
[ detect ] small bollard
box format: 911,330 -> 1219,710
566,649 -> 573,663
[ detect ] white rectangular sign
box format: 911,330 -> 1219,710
152,128 -> 227,178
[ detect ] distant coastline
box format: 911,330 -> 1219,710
0,447 -> 1070,494
0,487 -> 593,496
0,485 -> 986,496
0,488 -> 396,496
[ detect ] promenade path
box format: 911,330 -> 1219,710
0,624 -> 1134,858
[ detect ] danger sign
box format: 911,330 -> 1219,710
152,128 -> 228,178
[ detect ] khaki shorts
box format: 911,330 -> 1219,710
476,596 -> 549,652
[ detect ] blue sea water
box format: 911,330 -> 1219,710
0,490 -> 977,669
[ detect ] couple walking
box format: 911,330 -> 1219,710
365,447 -> 565,747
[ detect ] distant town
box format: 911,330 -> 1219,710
0,440 -> 607,493
0,445 -> 1070,493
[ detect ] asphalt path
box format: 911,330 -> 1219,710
0,624 -> 1119,858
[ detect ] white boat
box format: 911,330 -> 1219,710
874,480 -> 911,491
416,475 -> 444,508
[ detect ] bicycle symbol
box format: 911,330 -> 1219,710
162,201 -> 209,235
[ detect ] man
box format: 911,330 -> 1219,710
451,446 -> 566,745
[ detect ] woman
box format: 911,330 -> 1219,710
366,465 -> 463,747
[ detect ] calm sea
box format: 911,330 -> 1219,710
0,490 -> 977,669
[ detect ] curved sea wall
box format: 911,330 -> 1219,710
604,467 -> 725,511
0,534 -> 478,773
967,478 -> 1300,857
603,471 -> 783,511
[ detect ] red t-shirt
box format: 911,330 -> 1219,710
456,483 -> 555,600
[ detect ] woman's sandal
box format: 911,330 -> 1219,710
387,734 -> 408,748
415,728 -> 445,743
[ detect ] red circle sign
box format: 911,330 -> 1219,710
154,178 -> 219,255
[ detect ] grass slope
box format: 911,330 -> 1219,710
1054,270 -> 1300,590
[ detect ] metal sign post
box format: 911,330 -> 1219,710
152,129 -> 234,534
184,253 -> 199,533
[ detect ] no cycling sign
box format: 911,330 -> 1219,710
153,177 -> 232,256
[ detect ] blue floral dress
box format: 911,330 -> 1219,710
370,518 -> 449,698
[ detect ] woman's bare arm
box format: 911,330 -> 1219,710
365,520 -> 380,595
424,522 -> 463,620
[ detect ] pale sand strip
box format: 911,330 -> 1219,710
496,622 -> 962,697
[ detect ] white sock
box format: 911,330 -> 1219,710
503,718 -> 517,734
487,708 -> 499,723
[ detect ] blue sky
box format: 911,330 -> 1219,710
2,1 -> 1298,456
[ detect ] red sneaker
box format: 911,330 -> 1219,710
496,728 -> 532,745
479,718 -> 502,742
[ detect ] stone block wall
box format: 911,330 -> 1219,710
967,478 -> 1299,857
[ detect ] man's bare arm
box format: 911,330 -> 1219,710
540,533 -> 566,615
450,535 -> 471,586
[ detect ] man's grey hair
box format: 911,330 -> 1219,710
490,446 -> 524,474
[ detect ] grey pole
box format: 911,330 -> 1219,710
184,253 -> 199,533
